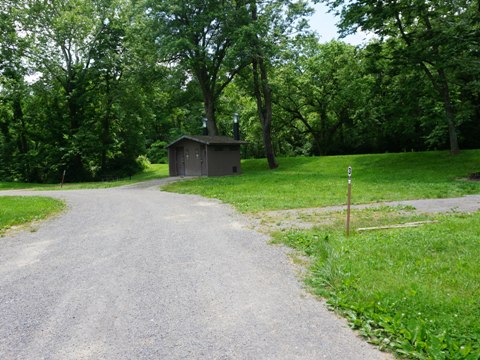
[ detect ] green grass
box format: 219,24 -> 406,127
275,209 -> 480,359
0,196 -> 65,233
163,150 -> 480,212
0,164 -> 169,191
163,150 -> 480,358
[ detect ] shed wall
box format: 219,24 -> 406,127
168,138 -> 243,177
206,145 -> 241,176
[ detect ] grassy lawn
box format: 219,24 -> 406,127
0,164 -> 169,191
276,209 -> 480,359
163,150 -> 480,212
164,149 -> 480,359
0,196 -> 65,233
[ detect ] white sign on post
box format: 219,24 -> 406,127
346,166 -> 352,236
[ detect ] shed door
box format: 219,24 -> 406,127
186,145 -> 202,176
176,147 -> 185,176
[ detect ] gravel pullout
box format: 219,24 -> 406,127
0,184 -> 390,359
262,194 -> 480,217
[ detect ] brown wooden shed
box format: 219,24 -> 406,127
166,135 -> 247,177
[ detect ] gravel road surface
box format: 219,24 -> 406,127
0,180 -> 389,359
262,194 -> 480,219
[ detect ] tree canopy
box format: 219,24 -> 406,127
0,0 -> 479,182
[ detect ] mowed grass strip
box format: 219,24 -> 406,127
163,150 -> 480,212
276,209 -> 480,359
0,164 -> 169,191
0,196 -> 65,233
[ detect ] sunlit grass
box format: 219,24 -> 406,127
164,150 -> 480,212
0,196 -> 65,233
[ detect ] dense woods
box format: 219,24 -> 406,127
1,0 -> 479,182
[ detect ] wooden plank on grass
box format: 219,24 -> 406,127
357,220 -> 438,232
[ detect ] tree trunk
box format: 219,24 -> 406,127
251,2 -> 278,169
252,57 -> 278,169
311,132 -> 323,156
13,96 -> 30,180
13,97 -> 28,155
65,76 -> 80,131
101,73 -> 112,173
195,65 -> 219,136
64,72 -> 88,180
395,12 -> 460,155
203,92 -> 218,136
437,69 -> 459,155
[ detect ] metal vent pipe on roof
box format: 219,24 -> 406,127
202,117 -> 208,136
233,113 -> 240,140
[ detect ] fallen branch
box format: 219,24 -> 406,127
357,220 -> 438,232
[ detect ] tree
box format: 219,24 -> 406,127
146,0 -> 251,135
0,3 -> 31,180
321,0 -> 478,155
12,0 -> 113,179
274,38 -> 372,155
241,0 -> 312,168
248,1 -> 278,168
0,0 -> 153,182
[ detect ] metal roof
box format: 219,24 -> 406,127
166,135 -> 247,148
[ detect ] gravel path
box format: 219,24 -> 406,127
249,195 -> 480,233
262,194 -> 480,218
0,181 -> 389,360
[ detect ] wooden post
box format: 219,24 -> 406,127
346,166 -> 352,237
60,170 -> 66,188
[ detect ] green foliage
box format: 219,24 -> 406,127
321,0 -> 479,154
273,39 -> 375,155
146,140 -> 168,163
163,150 -> 480,212
0,0 -> 152,182
145,0 -> 252,135
0,196 -> 65,232
276,211 -> 480,359
1,0 -> 479,179
136,155 -> 151,169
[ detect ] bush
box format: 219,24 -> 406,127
146,141 -> 168,164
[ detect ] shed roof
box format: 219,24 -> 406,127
166,135 -> 247,148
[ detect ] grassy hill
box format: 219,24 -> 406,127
164,150 -> 480,212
